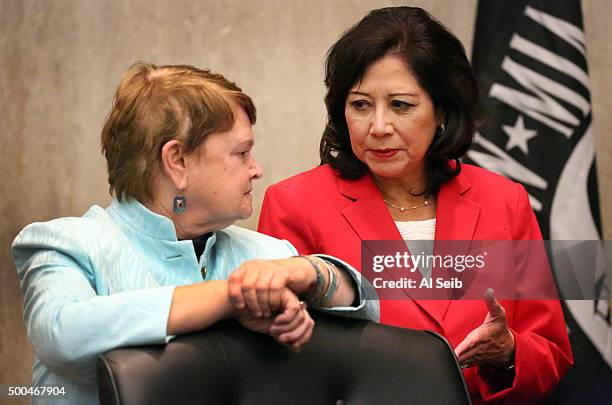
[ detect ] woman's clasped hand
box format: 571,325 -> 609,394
229,257 -> 319,352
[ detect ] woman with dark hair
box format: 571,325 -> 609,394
259,7 -> 572,404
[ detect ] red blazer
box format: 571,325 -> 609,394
259,164 -> 572,404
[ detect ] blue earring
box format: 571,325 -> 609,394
173,194 -> 186,214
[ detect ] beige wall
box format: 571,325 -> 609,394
1,0 -> 609,392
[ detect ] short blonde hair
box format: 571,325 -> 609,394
101,62 -> 256,202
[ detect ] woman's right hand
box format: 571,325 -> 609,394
237,287 -> 314,352
454,289 -> 515,369
228,258 -> 317,318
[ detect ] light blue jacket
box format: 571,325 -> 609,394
12,199 -> 378,404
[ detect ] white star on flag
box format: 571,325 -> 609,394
503,115 -> 538,154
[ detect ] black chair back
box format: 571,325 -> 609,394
98,312 -> 471,404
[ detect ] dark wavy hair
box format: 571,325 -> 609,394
320,7 -> 479,196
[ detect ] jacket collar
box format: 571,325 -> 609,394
108,198 -> 219,247
339,174 -> 402,242
435,169 -> 480,241
109,198 -> 179,241
337,169 -> 480,241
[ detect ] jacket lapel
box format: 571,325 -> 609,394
435,172 -> 481,304
339,175 -> 401,242
435,173 -> 480,241
337,173 -> 481,328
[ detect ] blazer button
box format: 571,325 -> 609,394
201,266 -> 207,280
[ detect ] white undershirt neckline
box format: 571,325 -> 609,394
394,218 -> 436,278
394,218 -> 436,241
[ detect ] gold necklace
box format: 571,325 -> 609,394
383,198 -> 429,212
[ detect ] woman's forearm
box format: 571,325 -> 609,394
166,280 -> 234,335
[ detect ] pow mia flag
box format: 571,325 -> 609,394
466,0 -> 612,403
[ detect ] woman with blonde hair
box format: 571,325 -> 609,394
13,62 -> 373,404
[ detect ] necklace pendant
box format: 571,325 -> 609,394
400,207 -> 406,212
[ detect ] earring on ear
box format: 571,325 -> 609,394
436,123 -> 446,135
173,192 -> 186,214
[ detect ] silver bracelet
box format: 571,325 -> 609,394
295,255 -> 325,303
319,258 -> 340,306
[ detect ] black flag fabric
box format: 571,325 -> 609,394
467,0 -> 612,403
